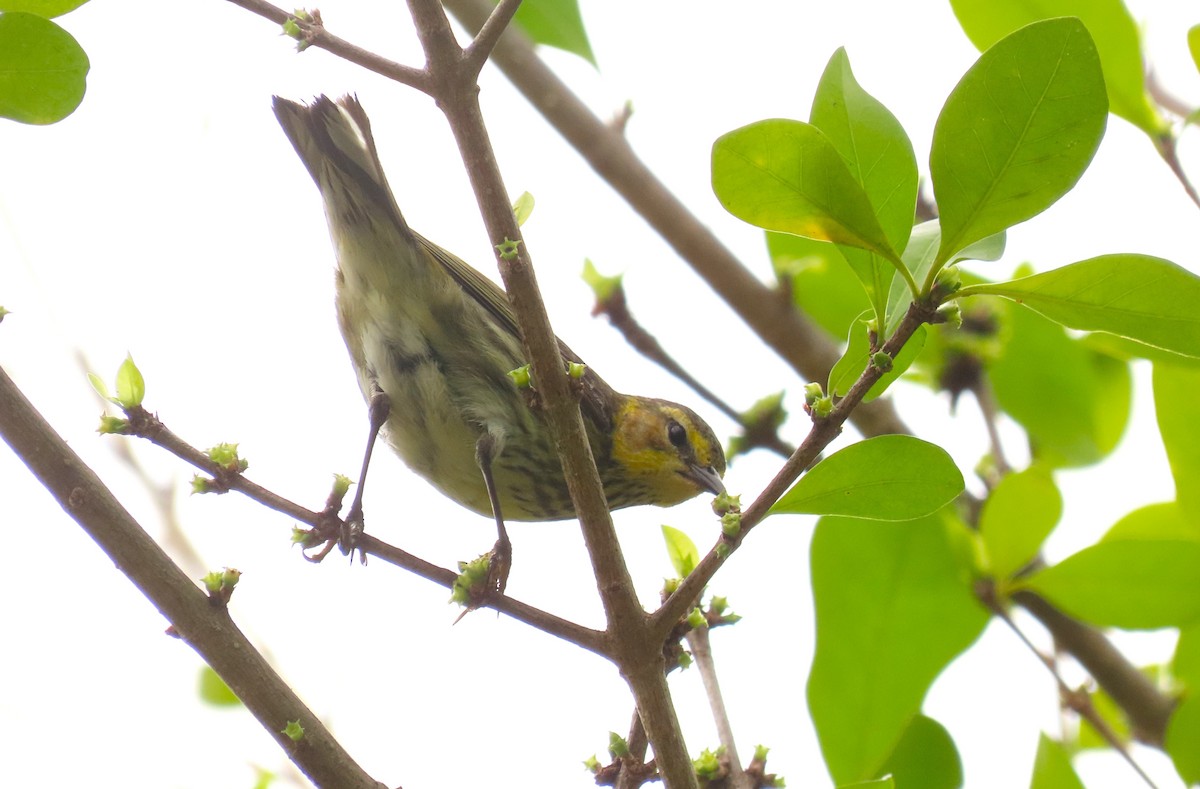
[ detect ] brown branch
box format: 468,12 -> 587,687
462,0 -> 523,76
445,0 -> 910,440
223,0 -> 430,91
0,367 -> 387,789
653,300 -> 937,640
116,405 -> 608,654
1154,131 -> 1200,211
987,586 -> 1161,788
592,279 -> 795,459
404,2 -> 699,785
1012,589 -> 1176,748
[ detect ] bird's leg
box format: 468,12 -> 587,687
475,431 -> 512,600
310,381 -> 390,563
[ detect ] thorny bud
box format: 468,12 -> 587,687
507,364 -> 533,389
692,746 -> 726,780
450,553 -> 493,607
330,473 -> 353,499
933,264 -> 962,299
206,443 -> 248,473
937,302 -> 963,328
871,351 -> 893,372
495,238 -> 522,261
282,720 -> 305,741
721,511 -> 742,537
97,415 -> 129,435
810,396 -> 834,419
803,381 -> 824,406
711,491 -> 741,517
581,259 -> 623,305
608,732 -> 630,759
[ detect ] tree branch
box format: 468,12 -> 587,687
1012,589 -> 1176,747
115,404 -> 608,654
0,367 -> 387,789
654,300 -> 936,640
223,0 -> 430,91
404,1 -> 697,785
443,0 -> 910,440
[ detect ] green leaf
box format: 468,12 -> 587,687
1073,680 -> 1133,751
828,311 -> 872,398
772,435 -> 963,521
809,48 -> 919,322
837,780 -> 895,789
810,48 -> 918,254
661,525 -> 699,578
1022,539 -> 1200,629
949,0 -> 1166,136
0,11 -> 89,124
930,18 -> 1107,266
1167,694 -> 1200,785
980,466 -> 1062,580
885,222 -> 1005,335
827,314 -> 927,401
877,715 -> 963,789
1154,363 -> 1200,520
1190,25 -> 1200,75
511,0 -> 595,66
1103,501 -> 1200,542
712,119 -> 897,260
962,254 -> 1200,359
1082,331 -> 1200,368
768,231 -> 869,339
809,513 -> 988,783
988,295 -> 1132,468
197,666 -> 241,707
1029,733 -> 1084,789
512,191 -> 534,226
0,0 -> 88,15
1175,624 -> 1200,687
115,354 -> 144,408
772,434 -> 960,520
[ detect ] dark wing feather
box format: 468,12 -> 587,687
416,234 -> 620,433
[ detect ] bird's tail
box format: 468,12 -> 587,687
272,94 -> 411,235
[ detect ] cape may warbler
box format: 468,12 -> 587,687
273,95 -> 725,527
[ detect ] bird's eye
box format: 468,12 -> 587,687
667,420 -> 688,449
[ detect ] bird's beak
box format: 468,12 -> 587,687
681,464 -> 726,496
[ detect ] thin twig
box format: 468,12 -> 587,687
445,0 -> 911,441
592,279 -> 795,459
1013,590 -> 1176,748
405,1 -> 700,785
1154,131 -> 1200,211
223,0 -> 431,91
986,585 -> 1161,789
653,300 -> 938,641
0,367 -> 387,789
971,377 -> 1011,481
117,405 -> 608,653
462,0 -> 523,76
688,625 -> 747,788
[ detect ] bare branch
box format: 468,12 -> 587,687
654,299 -> 936,639
224,0 -> 431,92
443,0 -> 908,440
0,367 -> 386,789
463,0 -> 523,76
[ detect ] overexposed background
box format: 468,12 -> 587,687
1,1 -> 1198,787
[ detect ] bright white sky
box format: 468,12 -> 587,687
2,1 -> 1198,787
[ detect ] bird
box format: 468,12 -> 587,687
272,95 -> 725,592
